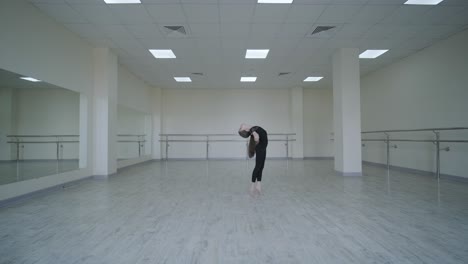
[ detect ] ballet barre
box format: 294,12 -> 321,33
117,134 -> 147,157
7,135 -> 79,161
361,127 -> 468,179
159,133 -> 296,160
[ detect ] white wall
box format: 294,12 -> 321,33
118,66 -> 152,114
361,29 -> 468,178
303,88 -> 334,158
161,88 -> 294,159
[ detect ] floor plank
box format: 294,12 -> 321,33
0,160 -> 467,264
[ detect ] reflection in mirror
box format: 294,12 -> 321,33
0,68 -> 80,185
117,105 -> 151,167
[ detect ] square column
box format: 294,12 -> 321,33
93,48 -> 118,177
332,48 -> 362,176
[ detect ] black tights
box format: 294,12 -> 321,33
252,148 -> 266,182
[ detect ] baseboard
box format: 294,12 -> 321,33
164,158 -> 208,161
162,157 -> 303,161
335,170 -> 362,177
362,161 -> 468,182
0,160 -> 17,163
117,159 -> 155,171
0,176 -> 93,208
93,175 -> 109,180
304,157 -> 334,160
93,172 -> 116,180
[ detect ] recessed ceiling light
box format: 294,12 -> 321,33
104,0 -> 141,4
149,49 -> 176,59
241,77 -> 257,82
303,77 -> 323,82
258,0 -> 293,3
174,77 -> 192,82
20,77 -> 41,82
359,49 -> 389,59
245,49 -> 269,59
404,0 -> 444,5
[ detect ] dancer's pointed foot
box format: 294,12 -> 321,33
250,182 -> 256,196
255,181 -> 262,194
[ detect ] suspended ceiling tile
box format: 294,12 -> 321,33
253,5 -> 290,23
183,4 -> 220,23
220,23 -> 251,38
97,24 -> 134,39
69,4 -> 120,24
144,4 -> 187,24
250,23 -> 281,38
219,5 -> 255,24
109,5 -> 154,25
316,5 -> 363,24
283,5 -> 327,24
277,23 -> 314,38
126,24 -> 164,39
34,4 -> 88,23
349,5 -> 399,25
380,6 -> 432,25
190,23 -> 221,37
64,23 -> 104,39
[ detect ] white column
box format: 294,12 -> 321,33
289,86 -> 304,158
151,87 -> 162,160
332,48 -> 362,176
92,48 -> 118,176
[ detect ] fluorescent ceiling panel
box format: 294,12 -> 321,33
245,49 -> 269,59
258,0 -> 293,3
303,77 -> 323,82
104,0 -> 141,3
359,49 -> 389,59
240,77 -> 257,82
20,77 -> 41,82
404,0 -> 444,5
149,49 -> 176,59
174,77 -> 192,82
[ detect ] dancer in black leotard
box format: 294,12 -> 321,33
239,124 -> 268,194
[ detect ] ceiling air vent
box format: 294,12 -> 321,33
308,25 -> 338,38
162,25 -> 187,37
311,26 -> 335,35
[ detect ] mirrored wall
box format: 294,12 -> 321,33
0,68 -> 81,185
117,105 -> 151,168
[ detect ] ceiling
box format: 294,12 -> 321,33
28,0 -> 468,89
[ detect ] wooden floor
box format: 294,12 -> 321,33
1,160 -> 467,264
